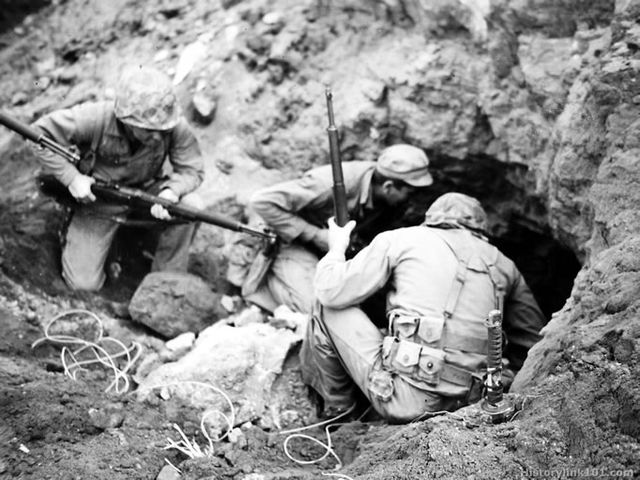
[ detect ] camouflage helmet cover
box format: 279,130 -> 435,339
114,66 -> 179,130
424,192 -> 488,233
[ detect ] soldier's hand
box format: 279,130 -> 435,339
312,229 -> 329,252
68,173 -> 96,203
327,217 -> 356,254
151,188 -> 179,220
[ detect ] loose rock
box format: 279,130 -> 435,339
128,271 -> 227,338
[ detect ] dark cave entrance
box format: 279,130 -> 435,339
403,152 -> 582,321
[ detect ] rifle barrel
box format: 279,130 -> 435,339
325,87 -> 349,227
91,181 -> 276,241
0,110 -> 80,163
0,111 -> 41,143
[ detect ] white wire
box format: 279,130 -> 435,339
278,403 -> 357,471
139,380 -> 237,458
31,309 -> 140,394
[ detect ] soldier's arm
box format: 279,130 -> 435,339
314,230 -> 396,308
250,169 -> 333,244
163,119 -> 204,197
502,265 -> 546,370
31,103 -> 96,187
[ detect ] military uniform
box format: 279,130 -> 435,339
245,144 -> 434,314
33,91 -> 203,290
247,161 -> 385,313
302,195 -> 545,423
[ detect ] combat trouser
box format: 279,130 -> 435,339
246,244 -> 319,314
300,305 -> 463,423
62,193 -> 198,291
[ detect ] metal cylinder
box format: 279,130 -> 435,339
481,309 -> 515,422
485,309 -> 504,405
486,310 -> 503,369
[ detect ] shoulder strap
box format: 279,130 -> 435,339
433,229 -> 505,319
433,230 -> 476,319
77,107 -> 103,175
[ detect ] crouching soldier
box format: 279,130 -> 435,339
301,193 -> 545,422
240,144 -> 434,314
31,65 -> 204,291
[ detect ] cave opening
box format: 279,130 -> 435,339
410,151 -> 582,321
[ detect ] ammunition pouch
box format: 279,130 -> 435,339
381,336 -> 481,396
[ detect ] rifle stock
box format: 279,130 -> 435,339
325,87 -> 349,227
0,110 -> 277,244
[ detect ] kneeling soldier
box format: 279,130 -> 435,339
31,65 -> 204,291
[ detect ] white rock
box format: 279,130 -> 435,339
153,49 -> 171,63
173,41 -> 207,85
165,332 -> 196,352
157,464 -> 181,480
262,12 -> 283,25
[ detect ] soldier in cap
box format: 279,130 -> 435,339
301,192 -> 545,422
231,144 -> 433,315
31,65 -> 204,291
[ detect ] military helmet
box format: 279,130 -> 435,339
424,193 -> 488,233
114,66 -> 179,130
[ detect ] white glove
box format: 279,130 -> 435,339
68,173 -> 96,203
327,217 -> 356,255
151,188 -> 179,220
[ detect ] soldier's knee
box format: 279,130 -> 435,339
61,268 -> 104,291
180,192 -> 204,210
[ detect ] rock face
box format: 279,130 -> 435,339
128,272 -> 227,338
508,1 -> 640,472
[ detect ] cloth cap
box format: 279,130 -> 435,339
114,66 -> 179,130
424,193 -> 488,233
376,144 -> 433,187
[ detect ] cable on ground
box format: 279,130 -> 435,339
278,403 -> 359,471
137,380 -> 237,458
31,309 -> 141,394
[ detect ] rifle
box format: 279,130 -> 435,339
325,87 -> 349,227
0,110 -> 278,246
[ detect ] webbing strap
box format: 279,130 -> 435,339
435,230 -> 506,320
434,230 -> 475,321
443,258 -> 469,319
